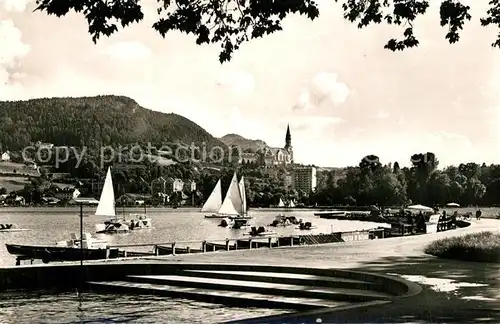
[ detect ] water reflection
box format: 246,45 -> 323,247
0,290 -> 286,323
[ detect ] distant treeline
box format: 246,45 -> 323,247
311,153 -> 497,207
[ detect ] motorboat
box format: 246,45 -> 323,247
95,219 -> 129,234
232,218 -> 251,229
269,214 -> 299,227
219,217 -> 251,229
0,223 -> 31,232
296,221 -> 317,230
219,217 -> 233,227
244,226 -> 277,237
128,214 -> 152,230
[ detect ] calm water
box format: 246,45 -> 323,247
0,207 -> 390,323
0,290 -> 286,323
1,206 -> 494,323
0,207 -> 391,266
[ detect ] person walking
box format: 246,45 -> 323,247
476,209 -> 482,220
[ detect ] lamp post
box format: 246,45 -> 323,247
72,197 -> 98,267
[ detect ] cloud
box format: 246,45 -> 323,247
293,72 -> 350,111
1,0 -> 31,12
100,41 -> 152,61
0,20 -> 30,100
216,71 -> 255,95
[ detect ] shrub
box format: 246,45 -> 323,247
424,232 -> 500,263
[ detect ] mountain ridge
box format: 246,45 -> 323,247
0,95 -> 225,151
219,133 -> 270,153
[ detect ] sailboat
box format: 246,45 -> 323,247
201,179 -> 223,218
204,173 -> 252,223
278,198 -> 285,208
289,200 -> 296,208
95,167 -> 130,234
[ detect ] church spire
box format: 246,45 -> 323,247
285,123 -> 291,150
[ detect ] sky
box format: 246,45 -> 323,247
1,0 -> 500,168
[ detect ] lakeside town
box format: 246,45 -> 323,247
1,126 -> 500,211
3,1 -> 500,323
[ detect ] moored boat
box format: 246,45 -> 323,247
296,221 -> 317,230
314,210 -> 352,219
244,226 -> 277,237
155,245 -> 203,255
6,232 -> 116,263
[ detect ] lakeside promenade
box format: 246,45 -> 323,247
87,218 -> 500,323
3,218 -> 499,323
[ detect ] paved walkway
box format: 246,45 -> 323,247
142,219 -> 500,323
27,219 -> 500,323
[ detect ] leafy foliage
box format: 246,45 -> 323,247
425,232 -> 500,263
34,1 -> 499,63
312,153 -> 493,207
0,95 -> 224,151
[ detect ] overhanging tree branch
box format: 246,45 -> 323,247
33,1 -> 496,63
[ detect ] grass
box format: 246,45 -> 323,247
0,161 -> 40,177
424,231 -> 500,263
0,176 -> 31,192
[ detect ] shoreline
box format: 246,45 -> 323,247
1,219 -> 499,324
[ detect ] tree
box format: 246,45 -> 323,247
458,162 -> 481,180
371,168 -> 407,205
359,155 -> 382,173
33,1 -> 500,63
393,162 -> 400,173
427,171 -> 451,205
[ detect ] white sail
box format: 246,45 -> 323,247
289,200 -> 295,208
201,179 -> 222,212
278,198 -> 285,207
95,167 -> 116,217
239,176 -> 247,215
217,173 -> 243,216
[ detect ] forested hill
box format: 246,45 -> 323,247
0,95 -> 223,150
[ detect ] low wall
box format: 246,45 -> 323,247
0,262 -> 421,298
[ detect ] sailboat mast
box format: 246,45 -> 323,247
121,186 -> 125,220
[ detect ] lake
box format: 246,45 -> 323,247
0,206 -> 493,323
0,207 -> 392,267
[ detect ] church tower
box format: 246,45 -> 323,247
284,124 -> 293,163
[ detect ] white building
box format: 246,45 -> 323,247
292,166 -> 317,193
1,151 -> 10,161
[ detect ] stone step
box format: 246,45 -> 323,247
179,270 -> 382,292
87,280 -> 350,310
125,275 -> 393,302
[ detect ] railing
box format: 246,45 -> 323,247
104,230 -> 378,259
106,235 -> 301,258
